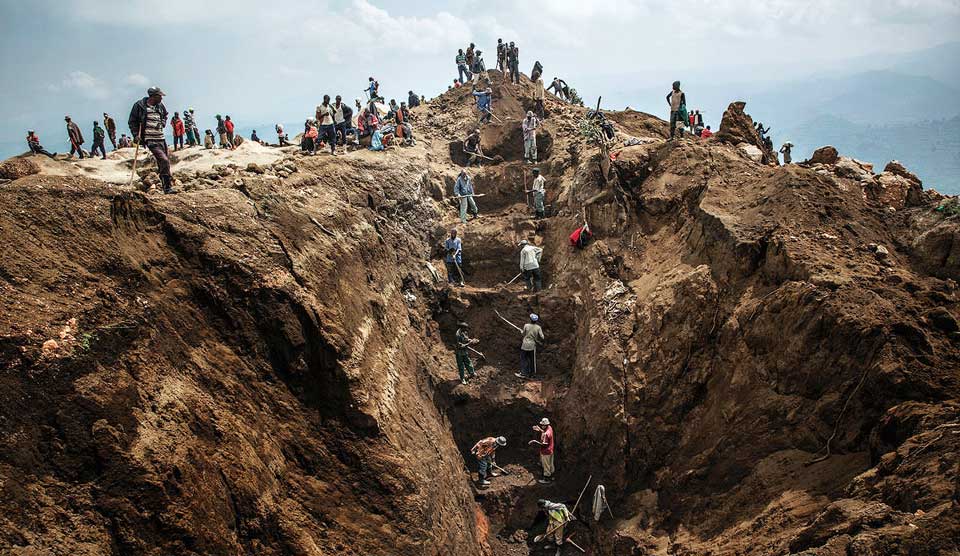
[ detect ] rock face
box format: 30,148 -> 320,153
807,145 -> 840,165
0,157 -> 41,180
0,70 -> 957,556
715,101 -> 778,164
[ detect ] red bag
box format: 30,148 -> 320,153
569,226 -> 592,248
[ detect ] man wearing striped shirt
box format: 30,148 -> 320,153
128,87 -> 174,194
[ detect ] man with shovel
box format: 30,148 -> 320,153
444,228 -> 465,286
128,87 -> 173,194
471,435 -> 506,486
454,170 -> 480,223
536,499 -> 574,547
455,321 -> 479,385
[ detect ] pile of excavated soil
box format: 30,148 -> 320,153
1,67 -> 958,556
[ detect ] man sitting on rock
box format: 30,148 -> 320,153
470,435 -> 506,486
25,130 -> 56,158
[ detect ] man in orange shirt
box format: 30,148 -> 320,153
471,436 -> 506,485
700,125 -> 713,138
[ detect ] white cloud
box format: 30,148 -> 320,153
48,71 -> 111,100
125,73 -> 150,87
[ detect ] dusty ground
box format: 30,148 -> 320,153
1,69 -> 958,555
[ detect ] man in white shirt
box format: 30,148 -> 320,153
518,239 -> 543,292
530,168 -> 546,218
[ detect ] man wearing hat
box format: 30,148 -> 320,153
128,87 -> 173,193
444,228 -> 465,286
64,116 -> 85,159
516,312 -> 545,379
471,435 -> 506,486
529,417 -> 555,483
26,130 -> 56,159
455,321 -> 479,385
518,239 -> 543,291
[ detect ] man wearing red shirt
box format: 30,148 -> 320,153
700,125 -> 713,138
529,417 -> 555,483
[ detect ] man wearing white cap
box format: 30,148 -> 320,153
471,435 -> 507,486
518,239 -> 543,291
529,417 -> 555,483
516,313 -> 544,379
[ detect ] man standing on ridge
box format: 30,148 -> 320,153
317,95 -> 337,155
455,321 -> 479,384
515,311 -> 544,379
496,38 -> 506,72
216,115 -> 228,148
533,74 -> 546,119
128,86 -> 174,194
522,111 -> 541,164
518,239 -> 543,292
90,120 -> 107,159
666,81 -> 686,140
183,109 -> 196,146
508,42 -> 520,84
26,130 -> 56,158
780,141 -> 793,164
529,418 -> 555,483
465,43 -> 476,76
65,116 -> 84,159
189,109 -> 200,147
171,112 -> 185,151
456,48 -> 471,84
454,169 -> 480,223
224,116 -> 236,149
103,112 -> 117,150
471,435 -> 506,486
408,90 -> 420,108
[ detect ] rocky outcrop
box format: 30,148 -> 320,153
806,145 -> 840,165
0,157 -> 41,180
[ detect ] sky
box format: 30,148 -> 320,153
1,0 -> 959,156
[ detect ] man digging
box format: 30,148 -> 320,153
471,435 -> 506,486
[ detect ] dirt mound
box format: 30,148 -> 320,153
1,67 -> 958,556
0,156 -> 41,180
807,145 -> 840,165
715,101 -> 777,164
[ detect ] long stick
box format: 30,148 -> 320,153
464,147 -> 494,161
505,272 -> 523,285
467,346 -> 485,359
494,310 -> 523,332
127,122 -> 144,188
534,474 -> 593,542
453,250 -> 466,284
451,193 -> 486,200
566,536 -> 587,553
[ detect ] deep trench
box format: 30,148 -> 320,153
429,157 -> 603,554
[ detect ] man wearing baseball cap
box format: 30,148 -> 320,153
529,417 -> 555,483
127,87 -> 174,193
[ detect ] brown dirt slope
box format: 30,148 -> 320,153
1,68 -> 958,555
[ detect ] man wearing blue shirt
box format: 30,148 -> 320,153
444,228 -> 464,286
454,170 -> 480,223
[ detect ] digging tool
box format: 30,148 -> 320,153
495,310 -> 523,332
565,534 -> 587,553
505,272 -> 523,286
453,248 -> 466,284
450,193 -> 487,200
523,168 -> 530,207
127,122 -> 144,189
534,474 -> 593,543
463,147 -> 495,161
491,462 -> 511,476
467,346 -> 485,359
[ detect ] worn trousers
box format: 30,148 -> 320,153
459,196 -> 478,223
320,124 -> 337,153
70,142 -> 85,158
477,454 -> 493,480
185,129 -> 196,146
173,135 -> 184,149
540,453 -> 554,478
446,260 -> 461,284
533,190 -> 545,218
456,352 -> 475,381
458,63 -> 472,83
108,131 -> 117,149
146,140 -> 172,187
524,136 -> 537,161
523,267 -> 542,291
90,139 -> 106,159
520,348 -> 536,376
669,110 -> 681,138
